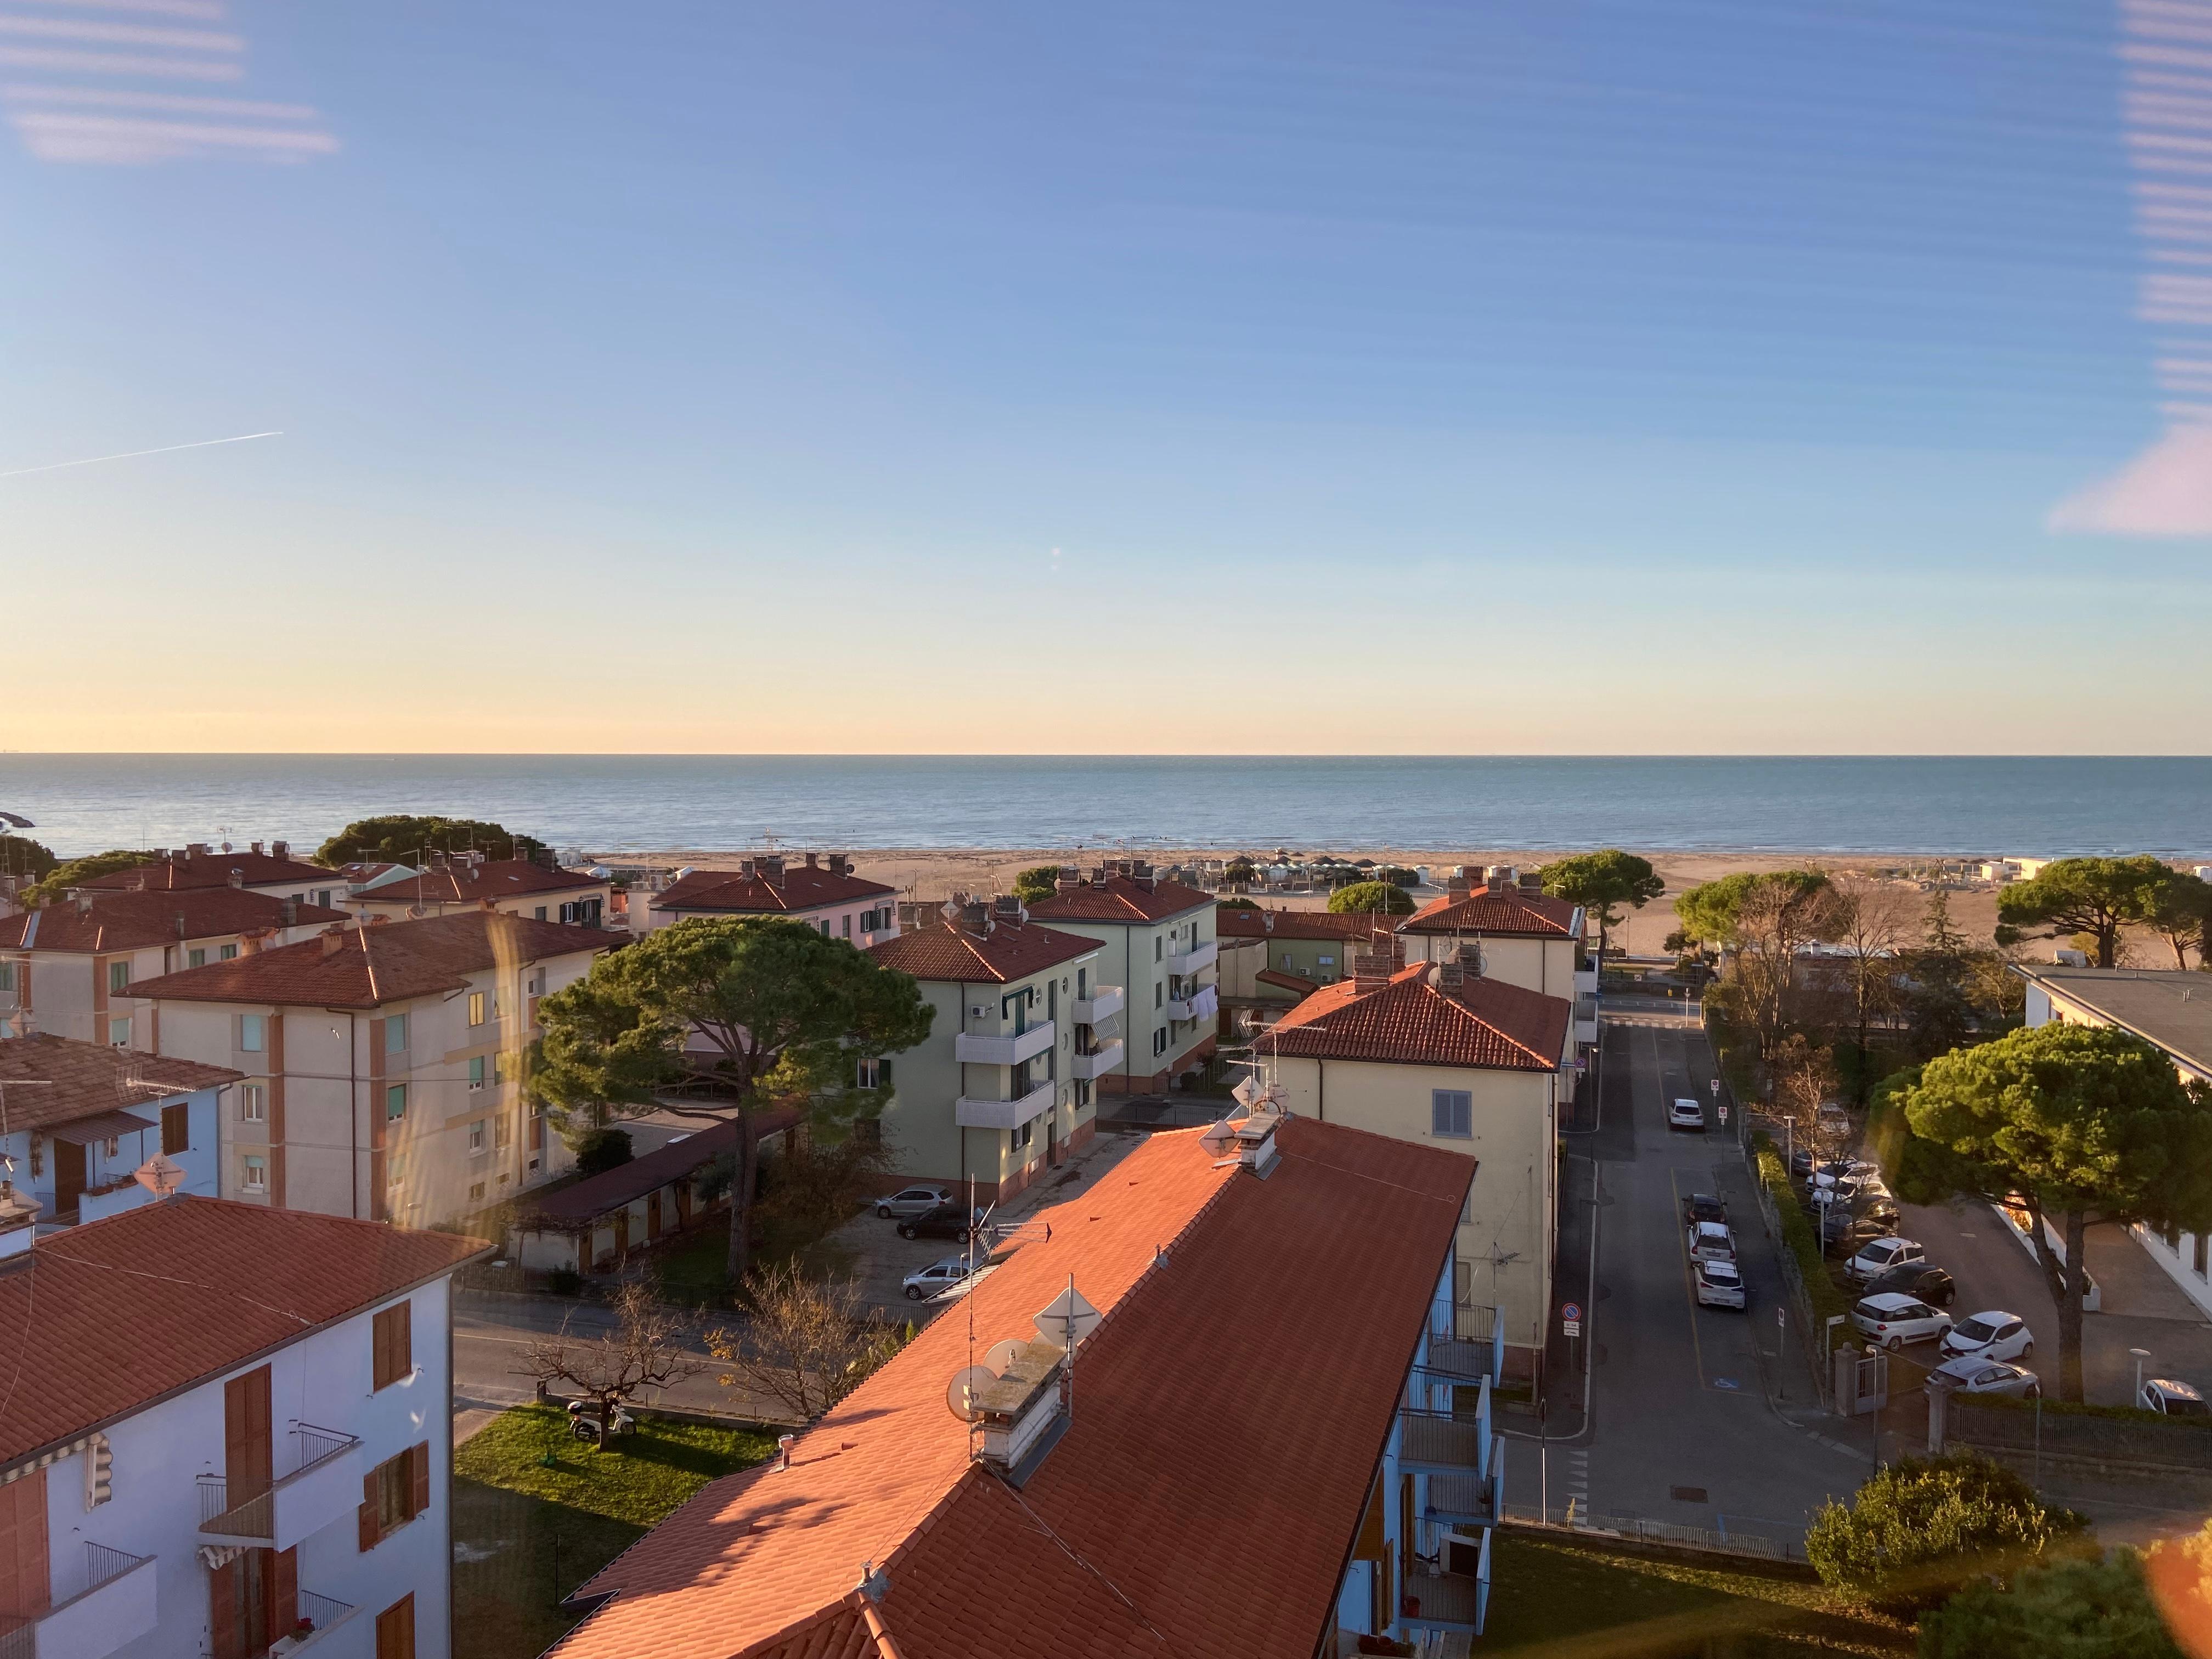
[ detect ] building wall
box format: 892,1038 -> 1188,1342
1037,906 -> 1216,1092
0,1087 -> 220,1231
640,895 -> 898,947
347,882 -> 614,927
1395,932 -> 1579,1000
3,921 -> 332,1047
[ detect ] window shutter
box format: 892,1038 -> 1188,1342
371,1310 -> 391,1391
210,1556 -> 240,1659
376,1594 -> 416,1659
409,1442 -> 429,1519
272,1545 -> 297,1638
358,1472 -> 379,1551
394,1304 -> 412,1382
161,1102 -> 189,1155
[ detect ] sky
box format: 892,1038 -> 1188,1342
2,0 -> 2210,754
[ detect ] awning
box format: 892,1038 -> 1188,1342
47,1110 -> 159,1146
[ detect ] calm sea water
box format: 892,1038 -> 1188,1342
0,755 -> 2204,860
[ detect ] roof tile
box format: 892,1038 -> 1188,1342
0,889 -> 348,953
1026,876 -> 1212,926
866,919 -> 1098,985
0,1035 -> 239,1132
1265,962 -> 1571,1070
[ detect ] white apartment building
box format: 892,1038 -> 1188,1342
338,856 -> 611,929
1024,862 -> 1218,1093
118,912 -> 622,1226
639,854 -> 899,945
0,1194 -> 484,1659
78,845 -> 345,907
1396,870 -> 1598,1049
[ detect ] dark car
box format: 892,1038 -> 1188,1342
1865,1263 -> 1955,1308
1681,1193 -> 1729,1227
896,1203 -> 987,1242
1788,1146 -> 1816,1180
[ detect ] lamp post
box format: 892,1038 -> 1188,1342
2130,1347 -> 2153,1404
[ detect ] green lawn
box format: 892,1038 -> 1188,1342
451,1406 -> 775,1659
650,1214 -> 860,1308
1481,1533 -> 1912,1656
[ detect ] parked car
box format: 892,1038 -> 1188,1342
1865,1263 -> 1956,1308
1940,1311 -> 2033,1364
2141,1378 -> 2211,1418
1816,1102 -> 1852,1136
1788,1146 -> 1816,1180
1845,1236 -> 1926,1284
1686,1220 -> 1736,1265
877,1185 -> 952,1220
1668,1098 -> 1706,1133
1681,1193 -> 1729,1227
1695,1258 -> 1747,1310
1931,1356 -> 2040,1398
901,1252 -> 985,1301
1810,1159 -> 1880,1190
897,1203 -> 988,1242
1852,1292 -> 1954,1350
1813,1173 -> 1888,1214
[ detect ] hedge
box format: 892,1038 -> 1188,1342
1751,1131 -> 1855,1338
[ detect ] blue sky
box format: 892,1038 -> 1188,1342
3,0 -> 2207,753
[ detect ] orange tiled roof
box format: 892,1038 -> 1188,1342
80,850 -> 336,893
1265,962 -> 1571,1071
0,889 -> 348,954
0,1195 -> 487,1466
552,1117 -> 1474,1659
348,860 -> 602,906
1026,874 -> 1212,925
120,911 -> 624,1009
0,1035 -> 239,1132
865,918 -> 1097,985
1398,889 -> 1579,937
655,865 -> 893,916
1214,905 -> 1396,942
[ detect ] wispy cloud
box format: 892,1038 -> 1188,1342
1,82 -> 313,118
2049,426 -> 2212,534
40,0 -> 227,19
10,109 -> 334,160
0,14 -> 241,50
0,44 -> 240,80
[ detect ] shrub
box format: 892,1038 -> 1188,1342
1328,881 -> 1414,916
1749,1133 -> 1852,1327
573,1127 -> 634,1177
1013,865 -> 1063,905
1374,865 -> 1418,888
1224,857 -> 1258,884
1920,1546 -> 2177,1658
1218,896 -> 1259,911
545,1266 -> 584,1296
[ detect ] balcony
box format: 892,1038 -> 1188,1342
1,1543 -> 157,1659
953,1022 -> 1057,1066
1070,1040 -> 1124,1080
270,1590 -> 360,1657
1398,1533 -> 1492,1636
1072,986 -> 1123,1025
954,1080 -> 1057,1131
1164,985 -> 1218,1023
1427,1299 -> 1503,1381
1166,940 -> 1217,977
1398,1374 -> 1496,1480
197,1423 -> 362,1550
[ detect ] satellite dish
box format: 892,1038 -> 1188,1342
982,1339 -> 1024,1374
134,1152 -> 186,1199
1034,1283 -> 1101,1350
945,1365 -> 995,1423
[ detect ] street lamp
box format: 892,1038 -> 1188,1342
2130,1346 -> 2153,1404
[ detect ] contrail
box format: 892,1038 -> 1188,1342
0,430 -> 281,478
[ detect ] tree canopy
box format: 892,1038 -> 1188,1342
1013,865 -> 1063,906
2145,867 -> 2212,970
21,848 -> 153,905
1674,868 -> 1831,948
1996,856 -> 2172,969
1538,849 -> 1664,958
1921,1547 -> 2180,1659
1327,880 -> 1415,916
316,814 -> 545,867
0,836 -> 58,885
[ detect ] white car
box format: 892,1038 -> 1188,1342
901,1252 -> 983,1301
1695,1258 -> 1746,1310
1686,1221 -> 1736,1265
1940,1311 -> 2033,1364
2142,1378 -> 2211,1418
1816,1103 -> 1851,1136
1668,1098 -> 1706,1133
1852,1292 -> 1954,1350
1844,1236 -> 1925,1284
878,1185 -> 952,1220
1931,1356 -> 2039,1398
1810,1159 -> 1880,1190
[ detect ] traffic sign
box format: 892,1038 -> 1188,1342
1709,1077 -> 1721,1096
1562,1319 -> 1582,1338
1561,1302 -> 1582,1322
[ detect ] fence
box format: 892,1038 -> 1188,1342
1502,1505 -> 1807,1565
1949,1396 -> 2212,1471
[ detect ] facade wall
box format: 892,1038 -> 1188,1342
0,1087 -> 220,1227
4,922 -> 331,1047
641,896 -> 897,947
1038,906 -> 1216,1092
1395,932 -> 1579,999
346,883 -> 613,927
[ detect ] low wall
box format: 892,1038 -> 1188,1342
1950,1397 -> 2212,1471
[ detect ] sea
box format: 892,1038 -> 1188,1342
0,755 -> 2205,862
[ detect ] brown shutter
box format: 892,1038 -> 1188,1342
371,1308 -> 390,1391
394,1302 -> 412,1381
210,1556 -> 240,1659
0,1466 -> 49,1620
225,1367 -> 272,1501
161,1101 -> 189,1155
272,1545 -> 297,1638
409,1442 -> 429,1520
358,1472 -> 379,1551
375,1593 -> 416,1659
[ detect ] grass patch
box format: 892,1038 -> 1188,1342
1483,1533 -> 1911,1655
646,1215 -> 861,1308
452,1405 -> 775,1659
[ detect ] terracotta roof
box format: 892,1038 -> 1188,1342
346,860 -> 603,906
1025,874 -> 1212,925
551,1117 -> 1472,1659
654,865 -> 893,916
0,1195 -> 488,1468
1398,889 -> 1580,938
119,912 -> 625,1009
1254,968 -> 1319,996
80,850 -> 335,893
1265,962 -> 1571,1071
1215,905 -> 1396,943
512,1110 -> 795,1229
865,918 -> 1097,984
0,1035 -> 239,1132
0,889 -> 348,954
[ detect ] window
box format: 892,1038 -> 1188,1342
187,947 -> 207,968
468,1056 -> 486,1091
1154,983 -> 1164,1008
372,1301 -> 413,1390
2197,1234 -> 2209,1279
468,1119 -> 487,1153
1154,938 -> 1163,962
469,1181 -> 486,1200
239,1013 -> 266,1052
1462,1186 -> 1474,1224
534,906 -> 548,922
494,1114 -> 511,1150
385,1014 -> 408,1053
1432,1090 -> 1474,1138
1152,1028 -> 1167,1057
0,963 -> 12,992
108,1017 -> 130,1046
842,915 -> 852,939
162,1101 -> 189,1155
1014,1118 -> 1034,1149
856,1058 -> 883,1090
1075,1079 -> 1091,1109
386,1154 -> 406,1185
468,992 -> 486,1026
242,1155 -> 267,1193
375,1595 -> 416,1659
106,960 -> 130,993
315,889 -> 334,907
240,1083 -> 267,1122
853,1117 -> 882,1149
385,1084 -> 406,1122
1317,954 -> 1336,967
362,1447 -> 427,1549
219,943 -> 239,961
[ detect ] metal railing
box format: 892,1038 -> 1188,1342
1398,1408 -> 1491,1472
295,1589 -> 357,1639
1427,1297 -> 1504,1381
1504,1504 -> 1805,1563
82,1542 -> 148,1595
198,1423 -> 360,1537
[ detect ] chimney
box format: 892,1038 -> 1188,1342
960,899 -> 991,934
1349,936 -> 1402,993
152,848 -> 168,861
185,843 -> 207,859
240,927 -> 273,956
994,894 -> 1025,926
132,871 -> 148,893
250,841 -> 265,855
228,870 -> 244,888
74,893 -> 93,915
804,851 -> 820,869
759,856 -> 785,889
898,900 -> 930,932
281,900 -> 297,926
827,853 -> 850,876
368,913 -> 391,926
1519,872 -> 1544,897
320,924 -> 349,956
175,913 -> 188,939
1262,911 -> 1276,933
270,840 -> 289,860
739,858 -> 755,878
1485,865 -> 1517,894
1447,871 -> 1471,898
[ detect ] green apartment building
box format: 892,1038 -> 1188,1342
1026,862 -> 1218,1093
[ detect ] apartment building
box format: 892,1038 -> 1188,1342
0,1195 -> 484,1659
1257,939 -> 1574,1379
1397,867 -> 1598,1048
1024,861 -> 1218,1092
540,1113 -> 1499,1659
0,1035 -> 232,1246
638,853 -> 898,945
0,889 -> 348,1045
117,912 -> 623,1226
338,855 -> 611,927
1214,904 -> 1393,1015
864,897 -> 1102,1204
79,843 -> 343,906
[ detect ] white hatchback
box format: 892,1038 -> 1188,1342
1686,1221 -> 1736,1265
1695,1259 -> 1747,1310
1668,1098 -> 1706,1132
1940,1311 -> 2033,1364
1852,1292 -> 1954,1350
1845,1236 -> 1925,1284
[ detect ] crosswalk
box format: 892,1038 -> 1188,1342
1560,1447 -> 1590,1523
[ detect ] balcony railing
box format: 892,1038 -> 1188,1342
1071,986 -> 1123,1025
1070,1040 -> 1124,1080
270,1590 -> 360,1656
1427,1297 -> 1504,1381
1398,1532 -> 1492,1634
1164,985 -> 1218,1023
198,1423 -> 362,1544
3,1542 -> 157,1659
953,1080 -> 1057,1132
953,1022 -> 1057,1066
1166,940 -> 1217,977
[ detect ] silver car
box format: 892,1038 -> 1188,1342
1852,1291 -> 1954,1350
1931,1356 -> 2039,1398
877,1184 -> 952,1220
901,1251 -> 984,1302
2142,1378 -> 2211,1418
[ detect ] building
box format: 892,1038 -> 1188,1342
0,889 -> 349,1045
1023,861 -> 1219,1092
0,1195 -> 486,1659
2016,963 -> 2212,1315
117,912 -> 625,1225
0,1035 -> 235,1248
864,897 -> 1103,1204
541,1110 -> 1500,1659
1259,940 -> 1574,1379
1214,904 -> 1394,1013
338,854 -> 611,927
78,844 -> 343,907
637,853 -> 899,945
1396,868 -> 1596,1049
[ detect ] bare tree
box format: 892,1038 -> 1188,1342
519,1281 -> 705,1447
707,1262 -> 900,1423
1828,877 -> 1915,1105
1729,872 -> 1850,1062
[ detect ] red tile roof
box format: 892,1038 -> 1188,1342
1254,968 -> 1319,996
80,850 -> 336,893
347,860 -> 604,907
1265,962 -> 1571,1071
0,1035 -> 239,1133
511,1110 -> 795,1229
654,864 -> 893,917
0,1195 -> 488,1466
1026,874 -> 1212,925
1399,889 -> 1579,938
120,912 -> 624,1009
865,918 -> 1098,984
0,889 -> 348,954
551,1117 -> 1471,1659
1215,905 -> 1397,942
